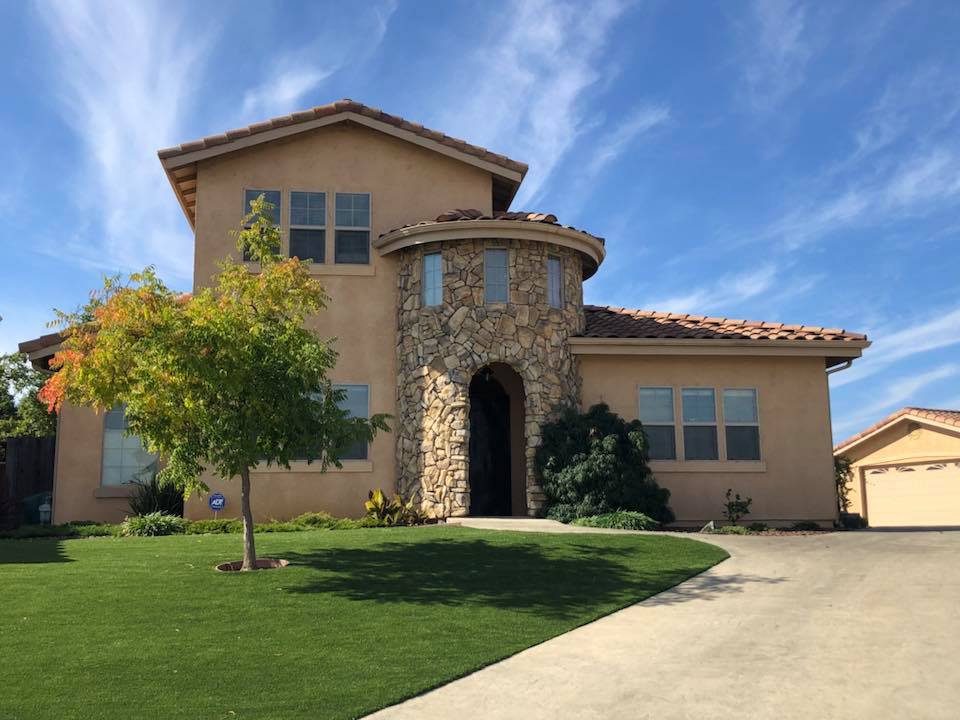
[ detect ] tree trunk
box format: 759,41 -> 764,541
240,467 -> 257,571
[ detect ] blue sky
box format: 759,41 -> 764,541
1,0 -> 958,440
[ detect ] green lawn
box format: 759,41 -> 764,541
0,526 -> 727,720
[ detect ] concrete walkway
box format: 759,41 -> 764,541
370,520 -> 960,719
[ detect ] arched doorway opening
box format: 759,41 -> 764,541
468,363 -> 526,516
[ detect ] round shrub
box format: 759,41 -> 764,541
571,511 -> 660,531
121,512 -> 187,537
535,403 -> 674,524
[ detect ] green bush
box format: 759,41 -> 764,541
536,403 -> 674,524
128,477 -> 184,517
0,522 -> 121,539
121,512 -> 186,537
722,488 -> 752,525
718,524 -> 751,535
748,522 -> 769,532
292,511 -> 356,529
571,511 -> 659,530
791,521 -> 821,531
185,519 -> 243,534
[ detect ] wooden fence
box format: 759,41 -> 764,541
1,436 -> 56,528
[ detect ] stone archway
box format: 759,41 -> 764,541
468,363 -> 526,516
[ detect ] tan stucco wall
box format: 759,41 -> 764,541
51,122 -> 494,524
50,403 -> 136,524
579,354 -> 837,526
187,123 -> 493,521
839,422 -> 960,518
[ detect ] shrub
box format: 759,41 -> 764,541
722,488 -> 752,525
748,522 -> 769,532
256,521 -> 303,533
128,476 -> 184,517
791,521 -> 821,531
292,511 -> 358,530
571,511 -> 660,531
536,404 -> 674,524
186,519 -> 243,534
834,455 -> 853,514
0,522 -> 121,539
121,512 -> 186,537
73,523 -> 121,537
718,524 -> 751,535
364,489 -> 423,526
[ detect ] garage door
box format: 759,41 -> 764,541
864,461 -> 960,527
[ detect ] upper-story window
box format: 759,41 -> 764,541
289,191 -> 326,263
681,388 -> 718,460
334,193 -> 371,264
723,388 -> 761,460
101,405 -> 158,486
484,248 -> 509,303
639,387 -> 676,460
243,189 -> 281,261
423,252 -> 442,306
547,255 -> 563,308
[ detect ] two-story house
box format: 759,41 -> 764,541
20,99 -> 869,527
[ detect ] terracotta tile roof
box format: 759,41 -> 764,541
835,407 -> 960,452
581,305 -> 868,343
383,208 -> 604,244
157,99 -> 527,176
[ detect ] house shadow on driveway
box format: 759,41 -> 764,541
281,536 -> 778,620
0,538 -> 72,564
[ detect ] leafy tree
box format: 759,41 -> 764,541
39,196 -> 389,570
0,353 -> 57,460
722,488 -> 752,525
535,403 -> 674,524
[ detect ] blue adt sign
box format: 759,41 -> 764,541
208,493 -> 226,512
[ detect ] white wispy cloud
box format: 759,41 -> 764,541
833,363 -> 960,436
35,0 -> 212,282
643,264 -> 779,315
586,103 -> 671,177
436,0 -> 633,207
242,67 -> 334,119
241,0 -> 397,120
739,0 -> 812,112
832,306 -> 960,389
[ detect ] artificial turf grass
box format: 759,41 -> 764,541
0,526 -> 727,720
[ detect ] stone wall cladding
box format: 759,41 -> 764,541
396,237 -> 584,518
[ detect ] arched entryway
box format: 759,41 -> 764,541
468,363 -> 527,516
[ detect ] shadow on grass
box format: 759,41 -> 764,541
283,537 -> 749,620
0,539 -> 72,564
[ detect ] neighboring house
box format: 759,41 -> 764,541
19,99 -> 870,527
835,408 -> 960,528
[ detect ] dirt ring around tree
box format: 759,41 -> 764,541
215,558 -> 290,572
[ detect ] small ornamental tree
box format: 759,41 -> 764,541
835,455 -> 853,514
535,403 -> 674,524
39,196 -> 389,570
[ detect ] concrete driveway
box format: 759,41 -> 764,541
370,527 -> 960,720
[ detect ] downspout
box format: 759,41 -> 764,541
824,360 -> 852,526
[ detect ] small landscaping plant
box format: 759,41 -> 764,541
748,522 -> 769,532
718,524 -> 751,535
121,512 -> 187,537
0,522 -> 121,539
185,518 -> 243,534
128,476 -> 184,517
834,455 -> 853,514
791,521 -> 821,531
722,488 -> 753,525
364,489 -> 423,526
572,511 -> 660,530
536,403 -> 674,524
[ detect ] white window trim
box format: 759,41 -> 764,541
484,247 -> 510,304
288,189 -> 326,263
334,191 -> 372,265
547,254 -> 563,308
680,386 -> 719,462
637,385 -> 677,460
722,387 -> 762,462
423,251 -> 443,307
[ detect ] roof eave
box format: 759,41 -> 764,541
569,336 -> 869,362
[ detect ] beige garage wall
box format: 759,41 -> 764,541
839,422 -> 960,517
579,354 -> 837,525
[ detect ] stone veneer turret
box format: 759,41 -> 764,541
394,237 -> 586,517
